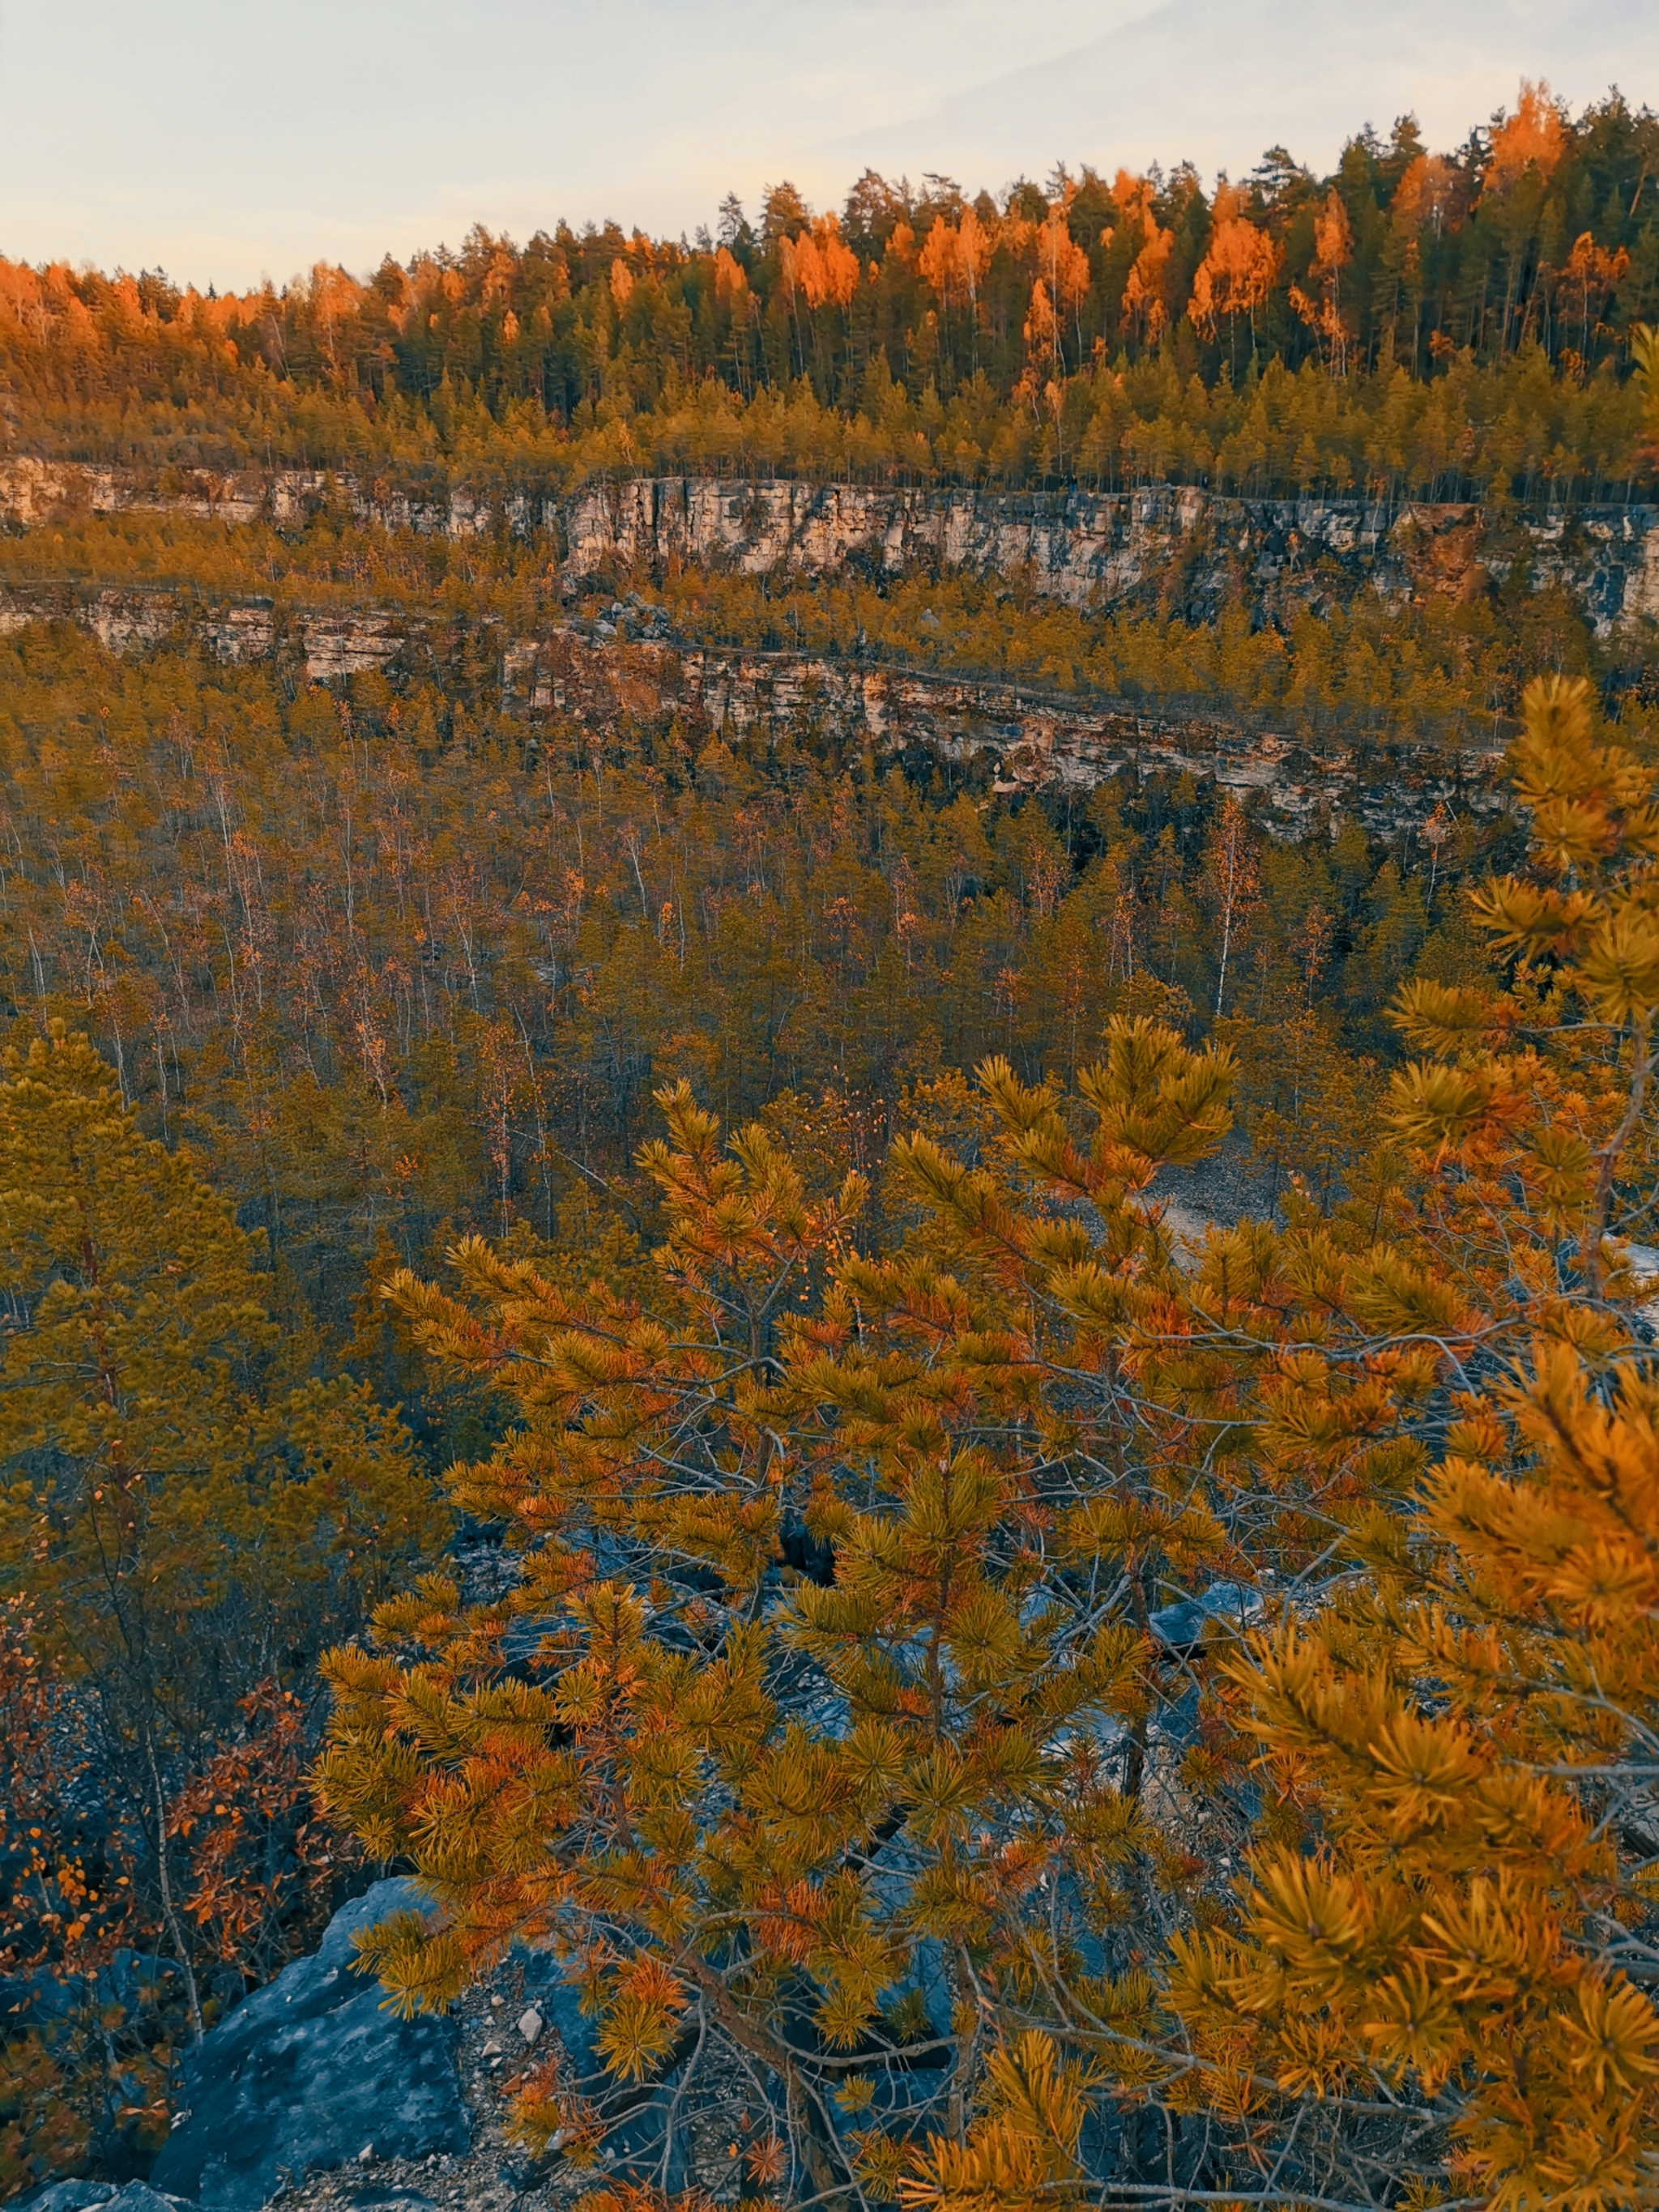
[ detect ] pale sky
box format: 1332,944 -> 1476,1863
2,0 -> 1656,292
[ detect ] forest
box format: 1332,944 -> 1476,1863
3,83 -> 1659,504
3,73 -> 1659,2212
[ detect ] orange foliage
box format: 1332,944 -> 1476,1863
0,262 -> 47,335
303,264 -> 365,324
1017,207 -> 1090,364
0,1604 -> 163,2189
1111,172 -> 1175,343
609,258 -> 636,309
712,246 -> 748,309
1189,184 -> 1282,337
1036,206 -> 1090,313
1023,278 -> 1057,358
307,264 -> 368,376
779,215 -> 859,312
1310,187 -> 1352,283
1393,152 -> 1465,237
1484,79 -> 1567,195
0,1607 -> 138,1981
1558,229 -> 1630,342
959,205 -> 994,304
1290,188 -> 1355,369
167,1682 -> 355,1988
917,207 -> 994,313
916,219 -> 959,306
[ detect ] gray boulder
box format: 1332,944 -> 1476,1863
19,2184 -> 115,2212
104,2189 -> 194,2212
150,1882 -> 469,2211
18,2181 -> 196,2212
1148,1579 -> 1263,1652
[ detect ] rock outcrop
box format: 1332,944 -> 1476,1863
148,1882 -> 470,2212
562,477 -> 1659,633
23,2185 -> 196,2212
20,2185 -> 137,2212
514,624 -> 1506,837
4,458 -> 1658,633
117,1877 -> 687,2212
0,578 -> 1505,839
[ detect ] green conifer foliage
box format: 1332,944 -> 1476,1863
318,678 -> 1659,2212
315,1038 -> 1246,2197
0,1025 -> 279,1750
0,1025 -> 448,2052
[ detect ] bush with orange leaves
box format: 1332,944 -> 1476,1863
167,1682 -> 360,1995
0,1605 -> 171,2194
0,1639 -> 361,2195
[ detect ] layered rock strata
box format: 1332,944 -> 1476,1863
0,578 -> 1500,838
3,459 -> 1657,631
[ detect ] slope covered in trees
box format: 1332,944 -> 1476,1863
3,83 -> 1659,503
5,77 -> 1659,2212
0,594 -> 1550,1368
3,571 -> 1659,2210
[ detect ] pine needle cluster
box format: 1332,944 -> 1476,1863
313,672 -> 1659,2212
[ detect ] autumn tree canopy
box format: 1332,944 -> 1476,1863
2,83 -> 1657,502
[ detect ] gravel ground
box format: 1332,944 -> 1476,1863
1156,1131 -> 1271,1238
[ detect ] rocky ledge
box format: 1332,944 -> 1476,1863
0,580 -> 1504,840
0,570 -> 1503,836
3,458 -> 1658,633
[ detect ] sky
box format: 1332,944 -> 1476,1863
1,0 -> 1657,292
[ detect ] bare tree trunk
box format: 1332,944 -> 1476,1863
147,1728 -> 204,2045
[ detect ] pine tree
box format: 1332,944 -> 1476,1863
316,1029 -> 1252,2196
921,675 -> 1659,2212
0,1026 -> 446,2045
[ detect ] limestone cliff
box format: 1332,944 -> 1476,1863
4,459 -> 1658,632
0,578 -> 1504,840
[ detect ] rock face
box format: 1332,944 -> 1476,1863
0,578 -> 1507,838
148,1882 -> 469,2212
0,459 -> 525,543
512,629 -> 1507,837
0,583 -> 428,681
94,2189 -> 190,2212
3,458 -> 1658,633
562,477 -> 1659,633
20,2184 -> 122,2212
